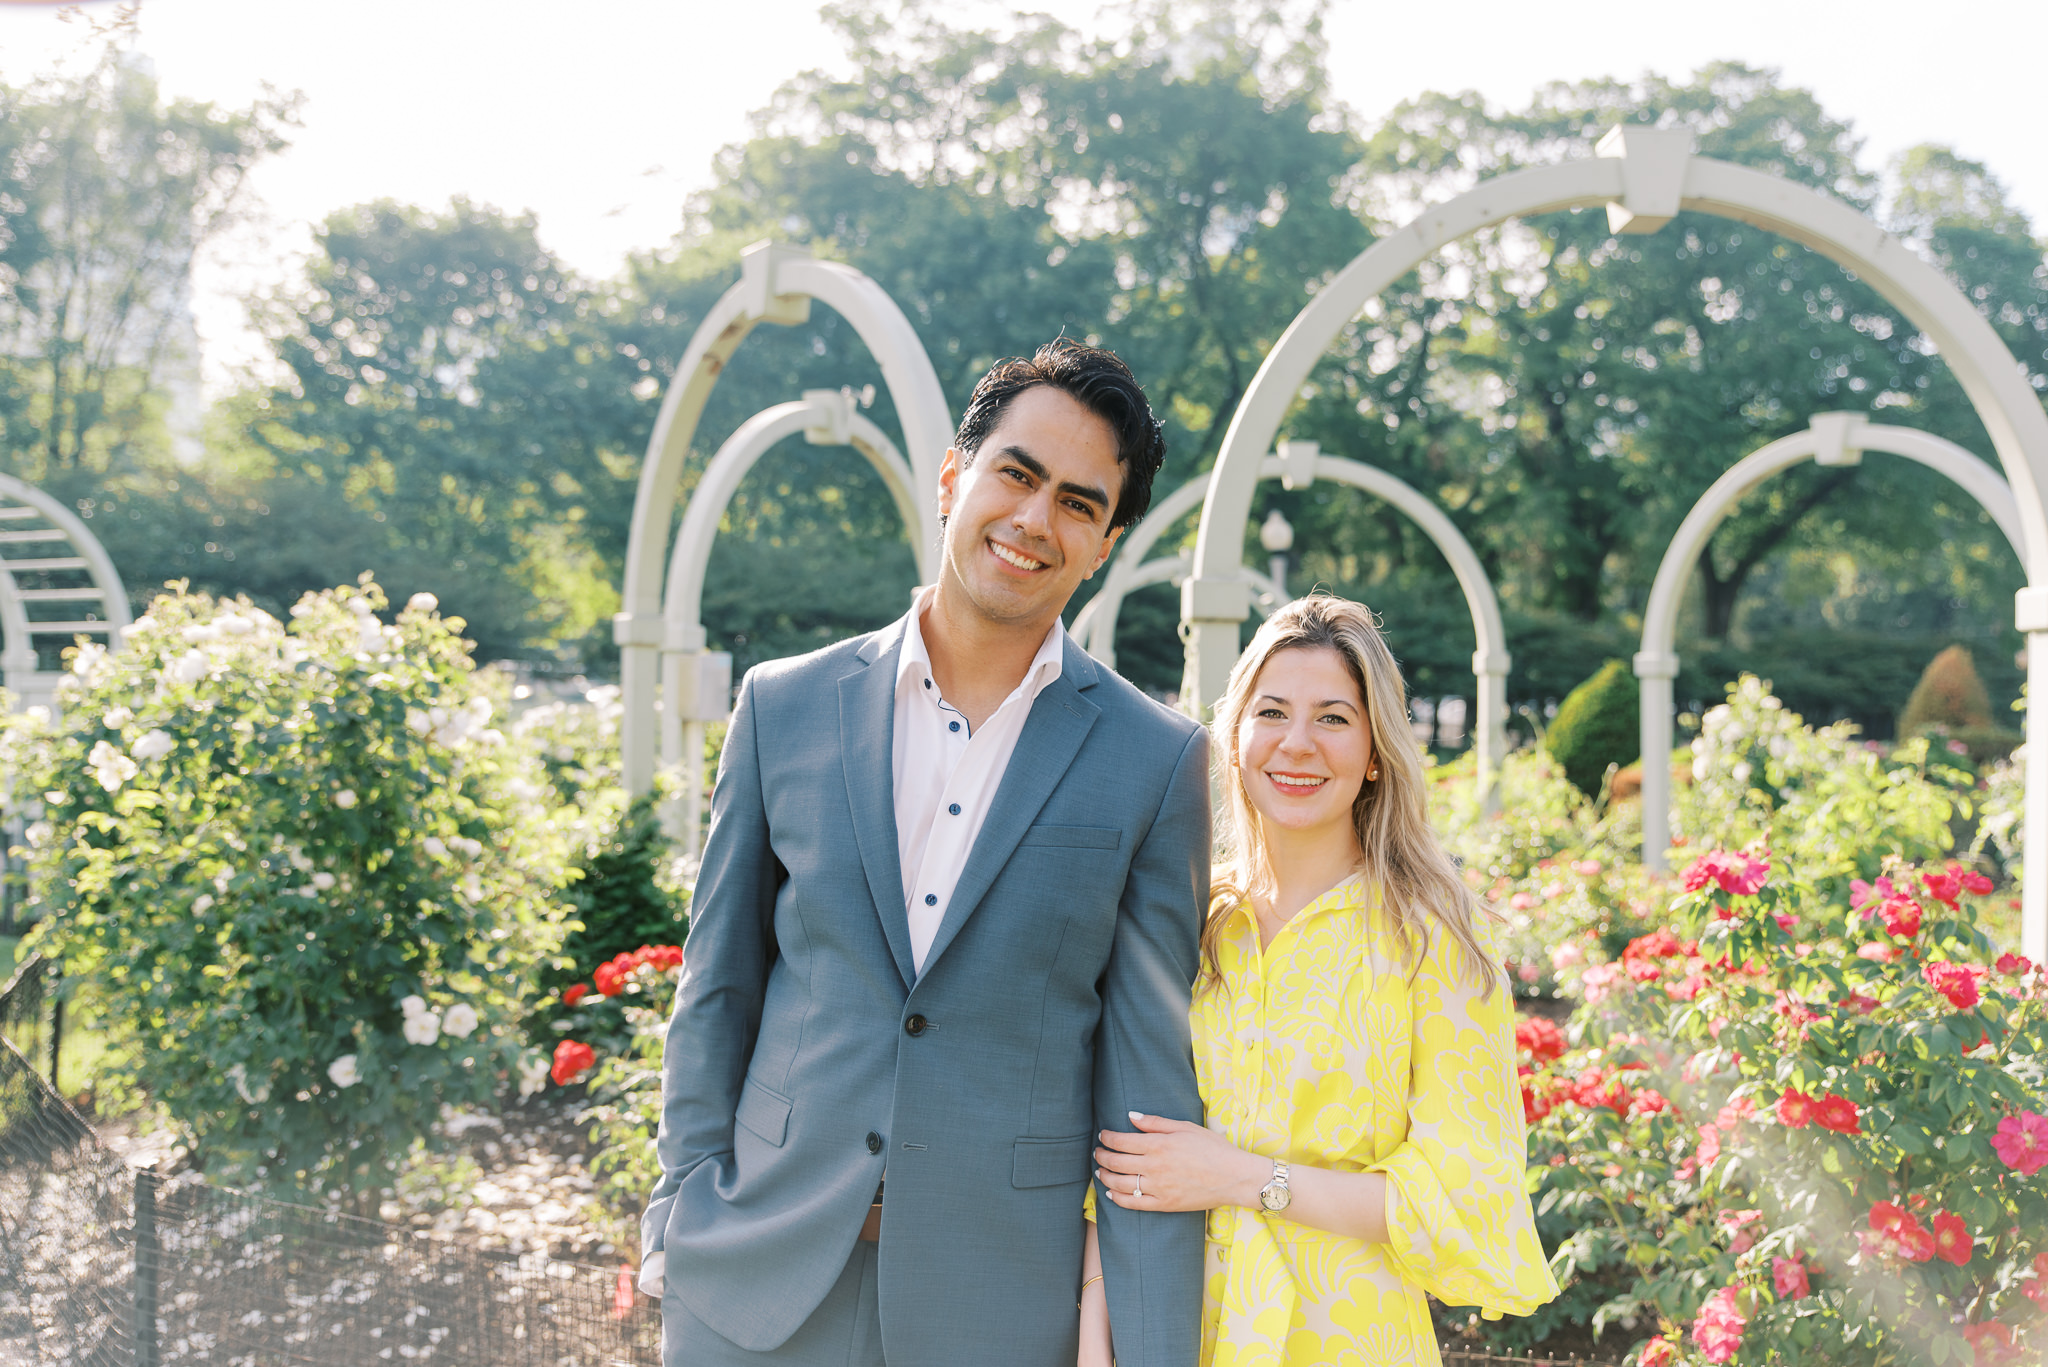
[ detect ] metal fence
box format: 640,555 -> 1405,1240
0,1036 -> 661,1365
0,949 -> 61,1087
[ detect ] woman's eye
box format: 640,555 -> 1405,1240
1319,713 -> 1349,725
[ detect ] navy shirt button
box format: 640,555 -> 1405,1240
924,893 -> 937,906
948,803 -> 961,816
948,720 -> 960,732
866,1131 -> 883,1154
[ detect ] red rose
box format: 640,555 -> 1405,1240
550,1039 -> 596,1087
1638,1339 -> 1679,1367
1995,952 -> 2033,976
1776,1089 -> 1814,1128
1772,1255 -> 1810,1300
562,983 -> 590,1007
1813,1093 -> 1861,1135
1879,894 -> 1923,938
1931,1210 -> 1972,1266
1922,866 -> 1963,908
1514,1017 -> 1567,1064
1923,960 -> 1986,1010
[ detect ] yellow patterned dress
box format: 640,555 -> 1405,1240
1192,875 -> 1557,1366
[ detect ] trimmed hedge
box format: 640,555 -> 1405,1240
1546,660 -> 1640,798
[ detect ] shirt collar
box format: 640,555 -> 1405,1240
897,585 -> 1066,704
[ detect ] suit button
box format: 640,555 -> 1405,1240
865,1131 -> 882,1154
904,1014 -> 927,1037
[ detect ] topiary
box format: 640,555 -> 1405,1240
1898,644 -> 1994,738
1545,659 -> 1640,799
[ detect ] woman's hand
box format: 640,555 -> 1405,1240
1095,1111 -> 1269,1213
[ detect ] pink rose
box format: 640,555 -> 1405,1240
1991,1111 -> 2048,1176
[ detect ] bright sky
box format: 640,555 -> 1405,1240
0,0 -> 2040,394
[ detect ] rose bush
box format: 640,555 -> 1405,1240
1506,851 -> 2047,1365
17,580 -> 577,1195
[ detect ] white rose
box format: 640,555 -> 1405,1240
422,837 -> 448,860
334,789 -> 358,809
346,596 -> 373,617
358,620 -> 389,655
88,739 -> 138,792
71,642 -> 108,678
168,649 -> 211,686
311,872 -> 336,891
516,1052 -> 550,1098
450,836 -> 483,860
181,623 -> 222,643
441,1003 -> 479,1039
399,994 -> 428,1018
407,592 -> 439,614
25,821 -> 53,847
103,706 -> 133,729
327,1054 -> 361,1088
215,614 -> 254,637
1731,760 -> 1753,785
192,894 -> 214,914
296,885 -> 319,898
402,1010 -> 441,1046
406,709 -> 432,737
130,729 -> 175,762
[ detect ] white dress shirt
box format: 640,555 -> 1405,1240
893,588 -> 1066,974
643,597 -> 1064,1296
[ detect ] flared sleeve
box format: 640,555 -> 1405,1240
1365,922 -> 1558,1318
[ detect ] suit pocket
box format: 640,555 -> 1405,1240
1012,1134 -> 1092,1188
1016,825 -> 1121,851
735,1076 -> 792,1147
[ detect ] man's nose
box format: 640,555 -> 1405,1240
1011,487 -> 1054,540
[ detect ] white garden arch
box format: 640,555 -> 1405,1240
661,390 -> 929,854
0,472 -> 129,712
1183,126 -> 2048,961
1071,552 -> 1283,660
617,241 -> 951,793
1099,442 -> 1511,803
1636,413 -> 2027,870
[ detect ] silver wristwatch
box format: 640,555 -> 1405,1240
1257,1159 -> 1291,1212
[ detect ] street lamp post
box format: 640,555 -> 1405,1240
1260,509 -> 1294,606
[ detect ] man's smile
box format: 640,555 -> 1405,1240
987,537 -> 1049,572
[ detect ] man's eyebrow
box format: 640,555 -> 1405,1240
996,444 -> 1110,512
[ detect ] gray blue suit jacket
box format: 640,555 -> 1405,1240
643,612 -> 1209,1367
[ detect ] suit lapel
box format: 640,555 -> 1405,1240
839,624 -> 916,991
915,648 -> 1101,980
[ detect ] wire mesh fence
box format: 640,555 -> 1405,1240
0,1037 -> 660,1365
0,949 -> 61,1088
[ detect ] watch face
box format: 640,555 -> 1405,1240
1260,1183 -> 1290,1212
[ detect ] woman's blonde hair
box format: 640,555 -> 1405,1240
1204,593 -> 1495,994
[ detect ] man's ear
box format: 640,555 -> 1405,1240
937,447 -> 963,519
1086,524 -> 1125,578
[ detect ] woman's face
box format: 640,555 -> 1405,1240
1235,645 -> 1374,844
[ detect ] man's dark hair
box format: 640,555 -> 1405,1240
953,339 -> 1166,531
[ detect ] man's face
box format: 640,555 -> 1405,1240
936,385 -> 1126,630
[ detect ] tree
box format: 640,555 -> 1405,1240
0,20 -> 293,484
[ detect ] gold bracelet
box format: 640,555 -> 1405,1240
1077,1273 -> 1104,1307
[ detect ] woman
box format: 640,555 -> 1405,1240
1079,594 -> 1557,1366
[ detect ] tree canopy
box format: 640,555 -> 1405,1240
7,3 -> 2044,737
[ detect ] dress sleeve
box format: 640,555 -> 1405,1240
1365,921 -> 1558,1318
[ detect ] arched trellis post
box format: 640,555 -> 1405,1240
616,241 -> 950,795
1069,551 -> 1283,652
1637,413 -> 2028,870
1185,127 -> 2048,962
0,471 -> 130,713
660,390 -> 928,854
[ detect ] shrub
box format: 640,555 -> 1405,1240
1899,645 -> 1995,736
1547,659 -> 1641,798
19,581 -> 577,1195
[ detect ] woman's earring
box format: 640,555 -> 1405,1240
1367,764 -> 1380,781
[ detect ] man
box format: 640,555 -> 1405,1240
641,339 -> 1209,1367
